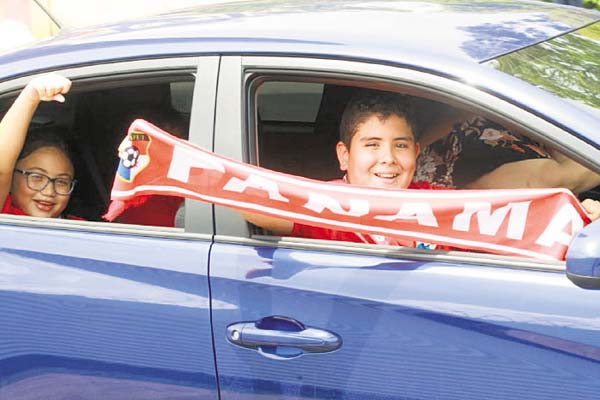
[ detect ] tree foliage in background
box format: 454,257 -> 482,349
582,0 -> 600,10
541,0 -> 600,10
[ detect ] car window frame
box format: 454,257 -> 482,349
0,56 -> 219,239
212,54 -> 599,270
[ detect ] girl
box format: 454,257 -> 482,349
0,73 -> 77,218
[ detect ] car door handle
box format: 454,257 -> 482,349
227,315 -> 342,358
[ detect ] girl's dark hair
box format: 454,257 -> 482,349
339,89 -> 420,147
18,126 -> 72,162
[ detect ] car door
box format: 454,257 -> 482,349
0,57 -> 220,400
209,56 -> 600,399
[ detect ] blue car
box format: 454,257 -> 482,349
1,1 -> 599,399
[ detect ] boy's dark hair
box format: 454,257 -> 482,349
18,126 -> 72,163
339,89 -> 420,147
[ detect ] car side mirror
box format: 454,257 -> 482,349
566,219 -> 600,289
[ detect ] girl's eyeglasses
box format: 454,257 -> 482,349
13,169 -> 76,195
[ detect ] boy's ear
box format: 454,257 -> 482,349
336,141 -> 349,171
415,142 -> 420,156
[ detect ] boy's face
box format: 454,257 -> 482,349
336,114 -> 419,189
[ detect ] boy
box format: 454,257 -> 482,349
242,89 -> 437,246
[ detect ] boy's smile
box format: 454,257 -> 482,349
336,114 -> 419,189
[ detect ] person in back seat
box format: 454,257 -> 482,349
415,112 -> 600,195
0,73 -> 82,219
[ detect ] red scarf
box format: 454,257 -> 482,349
105,120 -> 590,261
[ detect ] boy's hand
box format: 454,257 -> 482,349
582,198 -> 600,222
23,73 -> 72,103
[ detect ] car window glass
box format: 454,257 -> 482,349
258,81 -> 323,123
486,21 -> 600,118
256,81 -> 347,181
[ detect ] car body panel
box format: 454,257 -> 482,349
0,220 -> 218,399
209,51 -> 600,399
3,0 -> 597,71
209,242 -> 600,399
1,1 -> 600,399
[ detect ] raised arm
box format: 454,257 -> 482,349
0,73 -> 71,207
465,157 -> 600,194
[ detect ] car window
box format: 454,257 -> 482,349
249,76 -> 600,255
0,73 -> 195,226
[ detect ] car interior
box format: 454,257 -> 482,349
254,79 -> 600,199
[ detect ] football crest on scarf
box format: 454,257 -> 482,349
116,131 -> 151,182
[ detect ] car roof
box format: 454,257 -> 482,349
1,0 -> 598,81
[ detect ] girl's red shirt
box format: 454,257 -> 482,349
1,194 -> 83,220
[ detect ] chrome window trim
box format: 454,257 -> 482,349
213,234 -> 565,272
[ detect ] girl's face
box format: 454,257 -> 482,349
11,146 -> 74,218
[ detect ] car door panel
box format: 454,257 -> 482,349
0,54 -> 220,399
210,54 -> 600,399
210,242 -> 600,400
0,222 -> 217,399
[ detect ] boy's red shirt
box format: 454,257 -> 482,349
291,180 -> 447,249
